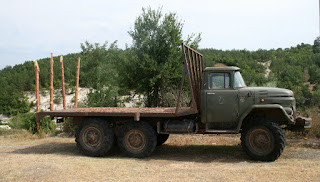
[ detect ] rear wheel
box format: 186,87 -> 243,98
75,118 -> 114,157
118,121 -> 157,158
241,119 -> 285,161
156,133 -> 169,146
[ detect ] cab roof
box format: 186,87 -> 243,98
204,66 -> 240,72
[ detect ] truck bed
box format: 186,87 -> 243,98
36,107 -> 197,121
34,44 -> 203,131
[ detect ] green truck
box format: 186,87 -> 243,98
36,44 -> 311,161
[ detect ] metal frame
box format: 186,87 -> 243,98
175,43 -> 204,114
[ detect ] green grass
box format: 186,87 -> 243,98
9,113 -> 56,134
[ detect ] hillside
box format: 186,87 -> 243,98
202,41 -> 320,108
0,39 -> 320,117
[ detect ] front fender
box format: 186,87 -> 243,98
236,104 -> 294,132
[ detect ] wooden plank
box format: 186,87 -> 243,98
38,107 -> 197,118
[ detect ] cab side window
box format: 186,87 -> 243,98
209,73 -> 230,89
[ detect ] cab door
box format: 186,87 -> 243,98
205,72 -> 239,124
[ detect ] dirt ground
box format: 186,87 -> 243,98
0,134 -> 319,182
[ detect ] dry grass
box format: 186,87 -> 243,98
307,108 -> 320,138
0,134 -> 320,182
285,108 -> 320,140
0,129 -> 41,146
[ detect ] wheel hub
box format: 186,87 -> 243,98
83,127 -> 102,148
249,128 -> 273,155
125,129 -> 146,151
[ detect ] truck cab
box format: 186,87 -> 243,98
201,67 -> 300,132
198,66 -> 310,161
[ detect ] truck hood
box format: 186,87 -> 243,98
251,87 -> 294,97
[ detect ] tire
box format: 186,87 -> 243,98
75,118 -> 114,157
241,119 -> 286,162
156,133 -> 169,146
118,121 -> 157,158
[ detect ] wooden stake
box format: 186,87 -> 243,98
60,56 -> 66,109
50,53 -> 54,111
34,60 -> 40,131
34,60 -> 40,112
74,57 -> 80,108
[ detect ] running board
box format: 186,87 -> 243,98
205,124 -> 238,134
204,130 -> 238,134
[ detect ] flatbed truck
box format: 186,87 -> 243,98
36,44 -> 311,161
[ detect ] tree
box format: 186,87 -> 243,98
313,36 -> 320,53
124,7 -> 201,107
80,41 -> 121,107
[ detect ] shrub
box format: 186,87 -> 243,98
307,108 -> 320,138
53,96 -> 62,104
62,118 -> 77,135
85,88 -> 118,107
9,113 -> 56,134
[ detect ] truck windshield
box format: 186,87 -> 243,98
234,71 -> 246,88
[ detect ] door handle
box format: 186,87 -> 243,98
207,93 -> 215,95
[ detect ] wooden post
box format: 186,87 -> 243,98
74,57 -> 80,108
34,61 -> 40,112
34,60 -> 40,131
60,56 -> 66,109
50,53 -> 54,111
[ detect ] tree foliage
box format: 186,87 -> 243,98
80,41 -> 121,107
0,9 -> 319,115
123,7 -> 201,107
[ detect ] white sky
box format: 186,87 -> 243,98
0,0 -> 318,69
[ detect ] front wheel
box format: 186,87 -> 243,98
241,119 -> 285,161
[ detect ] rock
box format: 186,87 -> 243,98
0,114 -> 11,124
1,118 -> 11,124
57,132 -> 66,137
0,114 -> 5,120
56,132 -> 73,137
0,125 -> 11,130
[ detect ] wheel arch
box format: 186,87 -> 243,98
237,104 -> 293,132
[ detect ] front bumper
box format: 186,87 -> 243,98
288,116 -> 312,131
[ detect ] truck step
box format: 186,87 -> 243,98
204,130 -> 238,134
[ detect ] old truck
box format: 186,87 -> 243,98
36,44 -> 311,161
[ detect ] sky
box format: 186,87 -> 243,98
0,0 -> 318,69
